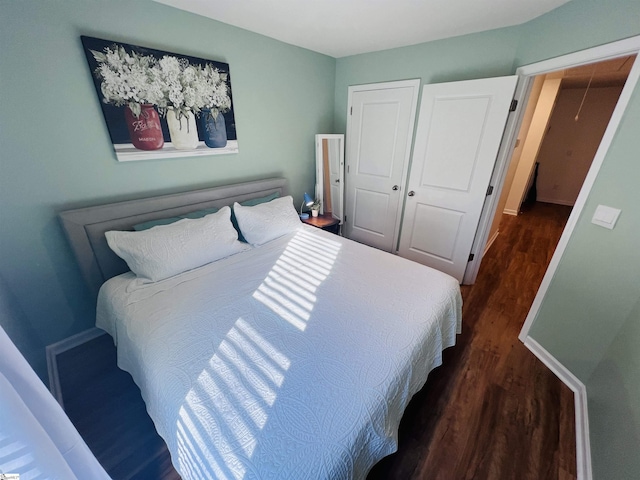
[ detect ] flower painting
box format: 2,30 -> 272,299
81,36 -> 238,161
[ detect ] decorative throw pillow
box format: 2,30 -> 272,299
106,206 -> 248,282
231,191 -> 281,242
233,196 -> 301,246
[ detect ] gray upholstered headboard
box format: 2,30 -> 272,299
59,177 -> 288,298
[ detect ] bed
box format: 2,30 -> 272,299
60,177 -> 462,480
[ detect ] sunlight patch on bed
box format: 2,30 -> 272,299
235,318 -> 291,371
176,230 -> 340,479
227,325 -> 286,388
177,406 -> 243,480
0,435 -> 41,480
217,341 -> 277,411
253,229 -> 341,331
177,316 -> 292,479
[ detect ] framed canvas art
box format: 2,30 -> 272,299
81,36 -> 238,161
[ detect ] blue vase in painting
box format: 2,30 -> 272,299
200,109 -> 227,148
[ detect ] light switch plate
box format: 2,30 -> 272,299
591,204 -> 621,230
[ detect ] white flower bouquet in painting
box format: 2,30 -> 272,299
88,40 -> 233,151
91,45 -> 165,150
91,45 -> 158,116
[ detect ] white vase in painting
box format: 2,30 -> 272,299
166,108 -> 199,150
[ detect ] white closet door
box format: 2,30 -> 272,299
398,76 -> 518,282
344,80 -> 420,252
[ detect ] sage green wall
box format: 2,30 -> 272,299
335,0 -> 640,476
0,0 -> 335,378
586,297 -> 640,480
524,76 -> 639,375
515,0 -> 640,67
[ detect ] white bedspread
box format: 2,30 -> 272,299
97,225 -> 462,480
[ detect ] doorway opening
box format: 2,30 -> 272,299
481,54 -> 636,294
489,54 -> 635,249
464,43 -> 639,290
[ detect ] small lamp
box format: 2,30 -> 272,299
299,192 -> 314,220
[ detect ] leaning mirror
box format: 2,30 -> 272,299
315,134 -> 345,222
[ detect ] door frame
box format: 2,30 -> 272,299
345,79 -> 421,251
464,35 -> 640,288
461,77 -> 532,284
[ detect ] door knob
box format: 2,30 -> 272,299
392,185 -> 399,191
335,179 -> 340,183
408,191 -> 415,196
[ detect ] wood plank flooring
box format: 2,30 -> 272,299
369,201 -> 576,479
58,201 -> 575,479
57,333 -> 180,480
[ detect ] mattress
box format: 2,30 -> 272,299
97,225 -> 462,479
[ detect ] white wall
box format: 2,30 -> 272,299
504,74 -> 562,215
487,75 -> 545,245
536,86 -> 624,206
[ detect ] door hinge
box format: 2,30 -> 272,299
486,185 -> 494,196
509,99 -> 518,112
344,215 -> 347,223
468,253 -> 475,262
350,106 -> 353,115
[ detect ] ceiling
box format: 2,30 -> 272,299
153,0 -> 572,58
561,55 -> 636,88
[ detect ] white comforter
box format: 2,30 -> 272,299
97,225 -> 462,480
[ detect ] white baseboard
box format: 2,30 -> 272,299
503,208 -> 519,216
523,336 -> 592,480
536,197 -> 576,207
483,230 -> 499,256
46,327 -> 106,410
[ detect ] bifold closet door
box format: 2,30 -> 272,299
398,76 -> 518,282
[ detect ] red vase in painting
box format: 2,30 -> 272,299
124,104 -> 164,150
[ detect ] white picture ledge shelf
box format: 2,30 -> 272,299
114,140 -> 239,161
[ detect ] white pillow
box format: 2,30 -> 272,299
233,195 -> 301,246
105,206 -> 249,282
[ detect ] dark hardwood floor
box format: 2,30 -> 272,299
57,333 -> 180,480
368,201 -> 576,479
58,201 -> 576,480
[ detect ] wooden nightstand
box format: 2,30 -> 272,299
302,213 -> 340,234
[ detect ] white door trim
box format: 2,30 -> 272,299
462,77 -> 533,284
347,78 -> 422,93
345,79 -> 421,251
518,35 -> 640,341
523,336 -> 592,480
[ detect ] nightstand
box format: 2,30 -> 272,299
301,213 -> 340,234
